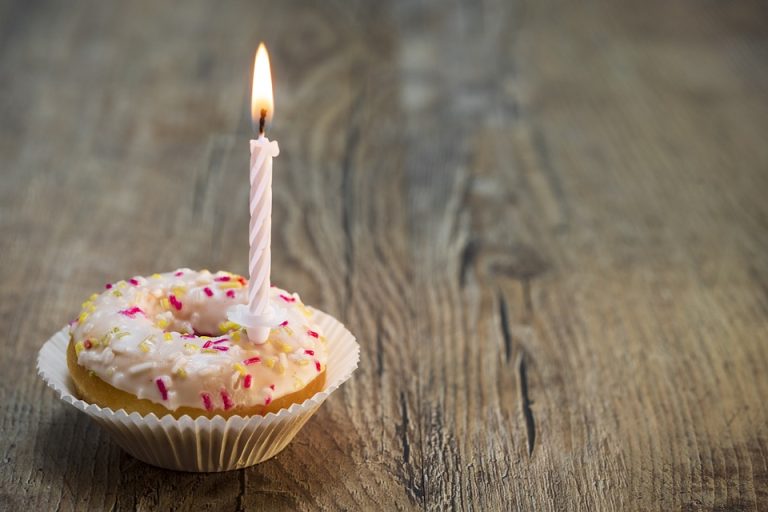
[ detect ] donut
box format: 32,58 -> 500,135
67,269 -> 327,418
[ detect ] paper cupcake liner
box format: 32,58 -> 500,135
37,308 -> 359,472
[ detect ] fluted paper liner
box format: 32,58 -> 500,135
37,308 -> 359,472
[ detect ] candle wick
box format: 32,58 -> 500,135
258,109 -> 267,136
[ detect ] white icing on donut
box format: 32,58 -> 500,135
70,269 -> 327,413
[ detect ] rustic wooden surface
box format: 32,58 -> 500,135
1,0 -> 767,510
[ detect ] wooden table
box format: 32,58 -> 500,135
2,1 -> 767,510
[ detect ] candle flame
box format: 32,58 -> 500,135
251,43 -> 274,126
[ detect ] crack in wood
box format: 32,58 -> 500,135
341,90 -> 364,314
497,291 -> 513,363
459,239 -> 478,288
517,352 -> 536,457
237,469 -> 246,511
376,313 -> 384,377
399,391 -> 411,464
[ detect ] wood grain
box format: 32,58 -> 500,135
1,0 -> 767,510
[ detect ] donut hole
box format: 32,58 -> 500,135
147,291 -> 235,338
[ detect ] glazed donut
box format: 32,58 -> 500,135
67,269 -> 327,418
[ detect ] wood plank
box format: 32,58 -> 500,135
0,0 -> 767,510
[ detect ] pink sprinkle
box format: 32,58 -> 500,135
221,390 -> 234,410
105,283 -> 113,290
279,294 -> 296,303
203,287 -> 213,297
237,277 -> 247,285
243,357 -> 261,365
226,290 -> 235,298
279,320 -> 289,327
175,271 -> 184,277
119,306 -> 144,318
129,278 -> 139,286
264,396 -> 272,406
181,333 -> 197,339
84,339 -> 93,350
307,330 -> 319,339
202,340 -> 213,349
212,338 -> 228,344
244,374 -> 252,388
201,393 -> 213,411
214,276 -> 231,282
169,294 -> 182,311
315,360 -> 321,372
269,384 -> 275,390
210,345 -> 229,352
156,378 -> 168,400
304,349 -> 315,356
202,338 -> 227,349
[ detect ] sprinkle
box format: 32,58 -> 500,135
307,330 -> 319,339
151,273 -> 162,279
299,304 -> 313,318
279,294 -> 296,303
243,356 -> 261,365
304,349 -> 315,356
156,378 -> 168,400
279,343 -> 294,353
279,320 -> 289,327
231,330 -> 242,342
176,367 -> 187,378
161,297 -> 170,309
233,363 -> 247,376
75,341 -> 85,356
83,339 -> 93,350
237,277 -> 247,286
264,357 -> 275,368
201,393 -> 213,411
112,290 -> 123,297
175,271 -> 184,277
283,326 -> 294,336
129,278 -> 139,286
269,384 -> 275,390
264,396 -> 272,406
218,281 -> 243,289
219,321 -> 240,332
221,390 -> 234,410
127,362 -> 155,375
78,311 -> 89,324
139,339 -> 152,353
156,318 -> 169,329
116,331 -> 130,339
210,345 -> 229,352
202,338 -> 228,349
226,290 -> 236,298
293,377 -> 304,390
171,286 -> 187,296
183,343 -> 199,352
119,306 -> 144,318
163,332 -> 173,341
203,287 -> 213,297
169,294 -> 182,311
214,276 -> 231,282
315,360 -> 322,372
244,374 -> 252,388
105,283 -> 113,289
181,333 -> 197,339
117,281 -> 127,289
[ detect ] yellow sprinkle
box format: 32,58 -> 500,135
151,273 -> 162,279
163,332 -> 173,341
264,357 -> 275,368
184,343 -> 199,352
161,298 -> 170,310
233,363 -> 247,376
297,359 -> 310,366
293,377 -> 304,390
78,311 -> 89,323
75,341 -> 85,356
280,343 -> 294,353
156,318 -> 169,329
217,281 -> 243,289
139,339 -> 152,353
89,293 -> 99,301
231,330 -> 242,342
320,336 -> 328,343
299,304 -> 313,318
277,364 -> 286,375
201,336 -> 211,340
171,286 -> 187,296
283,326 -> 294,336
117,281 -> 127,289
112,290 -> 123,297
111,327 -> 120,333
176,367 -> 188,378
81,301 -> 92,309
219,321 -> 240,333
116,331 -> 130,339
202,349 -> 218,354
